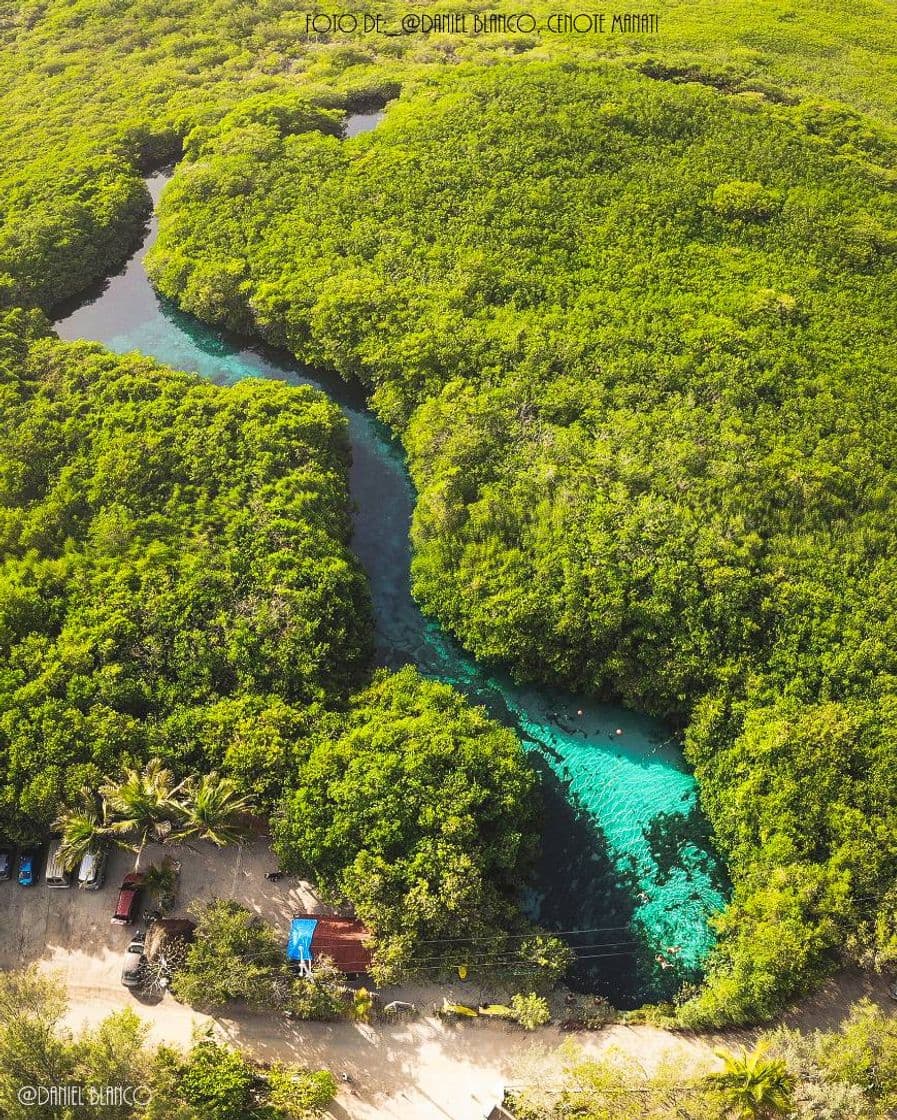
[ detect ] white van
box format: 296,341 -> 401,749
45,839 -> 73,888
77,849 -> 107,890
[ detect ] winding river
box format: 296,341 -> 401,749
54,115 -> 728,1006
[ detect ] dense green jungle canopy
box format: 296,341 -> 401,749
2,0 -> 896,311
146,61 -> 897,1026
0,306 -> 371,826
1,0 -> 897,1024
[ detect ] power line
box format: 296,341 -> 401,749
410,922 -> 670,945
306,949 -> 646,978
199,938 -> 651,973
401,940 -> 647,967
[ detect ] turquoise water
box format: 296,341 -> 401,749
53,159 -> 728,1006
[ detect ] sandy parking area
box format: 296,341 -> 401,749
0,838 -> 325,993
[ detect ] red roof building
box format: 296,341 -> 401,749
288,915 -> 373,976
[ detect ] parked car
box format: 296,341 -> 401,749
77,849 -> 107,890
121,933 -> 147,989
17,848 -> 41,887
112,873 -> 144,925
45,838 -> 73,888
0,845 -> 14,881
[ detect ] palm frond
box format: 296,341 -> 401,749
178,772 -> 255,847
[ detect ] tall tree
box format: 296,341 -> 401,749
100,760 -> 186,868
171,900 -> 285,1010
54,791 -> 113,872
0,969 -> 72,1120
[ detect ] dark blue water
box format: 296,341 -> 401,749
53,130 -> 727,1005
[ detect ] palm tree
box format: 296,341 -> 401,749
178,772 -> 255,847
53,792 -> 112,872
100,759 -> 186,868
709,1044 -> 795,1119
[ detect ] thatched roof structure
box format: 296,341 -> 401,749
145,918 -> 196,961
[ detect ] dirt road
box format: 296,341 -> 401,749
56,975 -> 720,1120
55,969 -> 892,1120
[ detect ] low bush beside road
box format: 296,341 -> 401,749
0,969 -> 336,1120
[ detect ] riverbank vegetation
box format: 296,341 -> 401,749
0,309 -> 370,831
274,668 -> 542,983
146,60 -> 897,1025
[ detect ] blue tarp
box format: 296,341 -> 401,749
287,918 -> 317,963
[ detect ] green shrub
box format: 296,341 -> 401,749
266,1066 -> 337,1118
178,1042 -> 255,1120
171,901 -> 286,1010
711,179 -> 783,220
510,992 -> 551,1031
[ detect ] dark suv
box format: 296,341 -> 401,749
0,845 -> 14,881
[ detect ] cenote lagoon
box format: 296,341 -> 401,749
53,118 -> 728,1006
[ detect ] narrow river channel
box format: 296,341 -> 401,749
53,115 -> 728,1006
